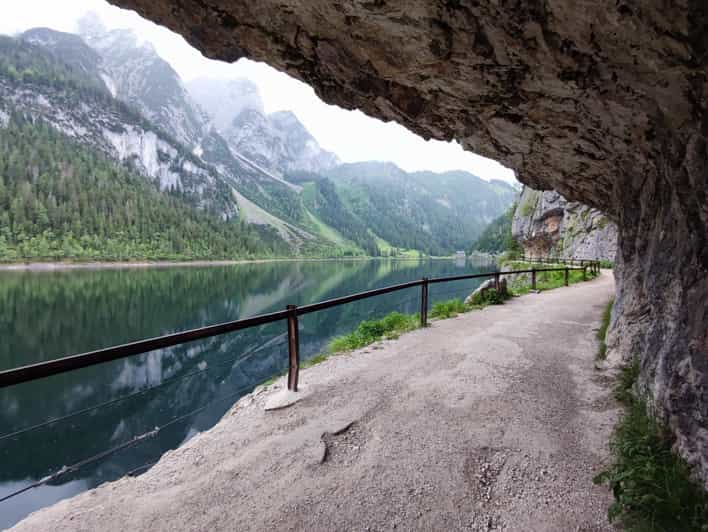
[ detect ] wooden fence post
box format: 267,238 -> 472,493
286,305 -> 300,392
531,268 -> 536,290
564,267 -> 569,286
420,277 -> 428,327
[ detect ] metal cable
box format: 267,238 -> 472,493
0,380 -> 256,504
0,336 -> 288,443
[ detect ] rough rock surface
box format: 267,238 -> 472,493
108,0 -> 708,484
12,274 -> 618,531
512,187 -> 617,261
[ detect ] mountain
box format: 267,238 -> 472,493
469,205 -> 520,255
0,18 -> 517,261
77,13 -> 209,149
0,113 -> 286,260
187,77 -> 264,133
2,31 -> 234,217
288,162 -> 518,256
0,31 -> 290,259
187,78 -> 340,176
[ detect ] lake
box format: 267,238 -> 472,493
0,258 -> 494,528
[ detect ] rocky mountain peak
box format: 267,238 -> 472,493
76,12 -> 209,148
187,77 -> 264,132
189,77 -> 339,176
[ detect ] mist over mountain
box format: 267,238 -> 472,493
0,13 -> 516,260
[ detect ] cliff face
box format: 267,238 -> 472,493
512,188 -> 617,261
111,0 -> 708,485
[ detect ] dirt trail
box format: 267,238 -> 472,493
12,272 -> 619,532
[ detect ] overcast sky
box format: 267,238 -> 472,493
1,0 -> 517,184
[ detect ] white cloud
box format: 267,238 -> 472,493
0,0 -> 518,184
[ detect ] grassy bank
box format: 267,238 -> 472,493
594,360 -> 708,531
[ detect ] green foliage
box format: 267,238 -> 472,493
594,358 -> 708,531
467,287 -> 509,306
0,114 -> 287,261
614,358 -> 641,405
328,311 -> 419,352
301,163 -> 517,256
293,175 -> 379,255
430,299 -> 467,319
597,298 -> 614,360
470,203 -> 523,256
0,35 -> 106,96
600,259 -> 615,269
519,190 -> 540,217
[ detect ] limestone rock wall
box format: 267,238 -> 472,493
512,187 -> 617,261
110,0 -> 708,486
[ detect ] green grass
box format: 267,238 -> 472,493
430,299 -> 468,319
597,298 -> 614,360
594,358 -> 708,531
328,311 -> 419,352
301,353 -> 330,369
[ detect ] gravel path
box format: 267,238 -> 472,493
12,272 -> 619,532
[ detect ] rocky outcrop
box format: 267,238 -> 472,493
110,0 -> 708,485
512,187 -> 617,261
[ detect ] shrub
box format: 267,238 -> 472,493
328,311 -> 418,352
594,358 -> 708,531
430,299 -> 467,319
468,287 -> 508,306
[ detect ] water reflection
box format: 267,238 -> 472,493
0,258 -> 494,527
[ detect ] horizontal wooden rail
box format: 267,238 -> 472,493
0,262 -> 598,391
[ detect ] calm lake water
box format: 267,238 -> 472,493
0,258 -> 494,527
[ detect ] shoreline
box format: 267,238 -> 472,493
0,255 -> 466,272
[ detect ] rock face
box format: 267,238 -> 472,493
78,13 -> 210,149
187,78 -> 340,176
109,0 -> 708,485
512,187 -> 617,261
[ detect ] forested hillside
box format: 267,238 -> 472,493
0,22 -> 517,262
0,115 -> 286,260
469,204 -> 521,255
288,163 -> 517,256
